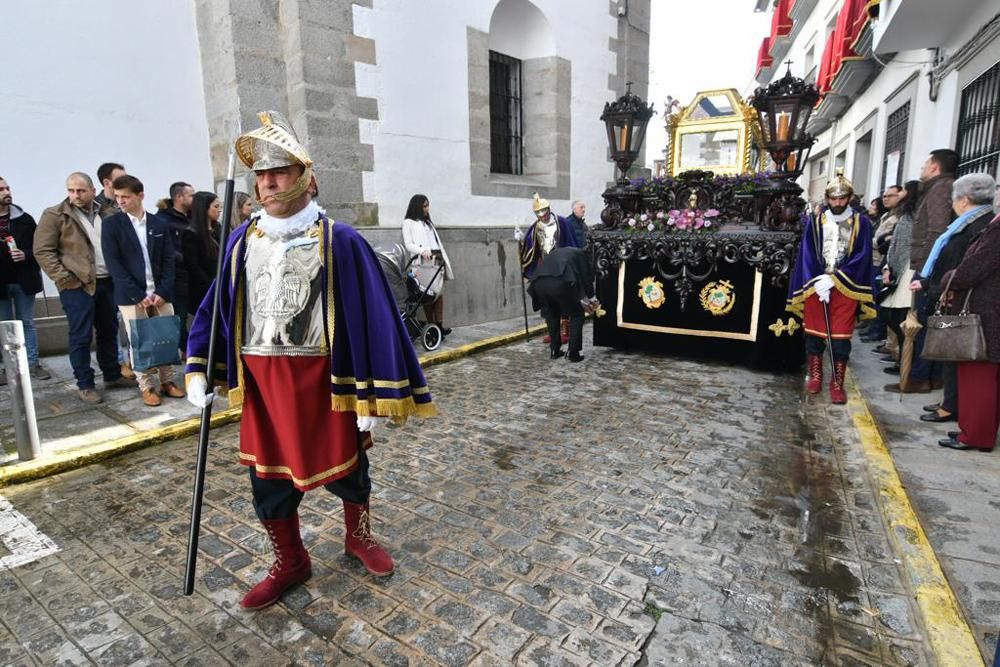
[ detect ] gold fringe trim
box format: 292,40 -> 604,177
228,386 -> 244,407
331,394 -> 438,419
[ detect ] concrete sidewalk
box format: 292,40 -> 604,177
0,315 -> 543,475
850,335 -> 1000,659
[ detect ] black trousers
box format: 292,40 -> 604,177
249,445 -> 371,521
532,277 -> 584,354
805,334 -> 852,363
879,307 -> 907,348
942,361 -> 958,415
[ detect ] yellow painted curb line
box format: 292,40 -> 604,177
0,323 -> 548,488
845,373 -> 984,667
0,407 -> 243,488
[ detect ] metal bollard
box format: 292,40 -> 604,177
1,320 -> 41,461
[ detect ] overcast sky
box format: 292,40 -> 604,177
644,1 -> 773,167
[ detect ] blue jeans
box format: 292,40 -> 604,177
58,279 -> 121,389
0,283 -> 39,366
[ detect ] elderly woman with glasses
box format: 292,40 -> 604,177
933,174 -> 1000,451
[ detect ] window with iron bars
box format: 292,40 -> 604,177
489,50 -> 523,175
956,60 -> 1000,178
881,102 -> 909,190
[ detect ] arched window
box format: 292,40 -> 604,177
468,0 -> 571,198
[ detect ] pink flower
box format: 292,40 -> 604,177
646,222 -> 655,231
656,210 -> 665,219
640,213 -> 649,222
704,208 -> 720,217
627,218 -> 636,227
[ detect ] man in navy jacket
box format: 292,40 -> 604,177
101,175 -> 185,406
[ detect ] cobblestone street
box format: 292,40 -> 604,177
0,335 -> 932,665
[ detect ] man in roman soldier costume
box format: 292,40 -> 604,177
518,193 -> 580,343
787,168 -> 876,404
185,111 -> 435,610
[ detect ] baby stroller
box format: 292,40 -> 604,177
375,243 -> 445,351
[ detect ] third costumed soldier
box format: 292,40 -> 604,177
786,168 -> 876,404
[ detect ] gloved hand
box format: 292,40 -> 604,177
514,228 -> 524,242
815,273 -> 835,303
186,376 -> 215,409
356,415 -> 387,432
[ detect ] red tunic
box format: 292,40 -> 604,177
803,290 -> 858,339
240,355 -> 371,491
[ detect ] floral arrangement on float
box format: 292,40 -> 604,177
616,170 -> 778,233
623,207 -> 721,233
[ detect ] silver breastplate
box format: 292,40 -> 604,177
836,221 -> 852,266
242,229 -> 327,356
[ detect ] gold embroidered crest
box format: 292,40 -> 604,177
699,280 -> 735,316
638,277 -> 666,309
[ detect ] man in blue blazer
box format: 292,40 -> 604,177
101,175 -> 185,406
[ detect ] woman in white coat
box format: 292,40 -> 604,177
402,194 -> 454,335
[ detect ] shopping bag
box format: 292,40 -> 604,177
129,312 -> 182,371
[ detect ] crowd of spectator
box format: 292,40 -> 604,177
859,149 -> 1000,453
0,164 -> 252,407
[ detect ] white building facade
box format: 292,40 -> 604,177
4,0 -> 650,338
752,0 -> 1000,204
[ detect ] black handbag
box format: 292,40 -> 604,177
921,273 -> 988,362
875,269 -> 897,304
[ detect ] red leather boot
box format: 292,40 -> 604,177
240,515 -> 312,610
806,354 -> 823,394
343,501 -> 394,576
830,360 -> 848,405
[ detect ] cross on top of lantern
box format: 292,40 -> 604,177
748,63 -> 820,176
601,81 -> 656,183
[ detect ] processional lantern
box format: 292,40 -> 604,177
598,82 -> 655,228
749,64 -> 819,175
601,82 -> 656,183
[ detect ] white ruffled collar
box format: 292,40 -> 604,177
256,201 -> 325,238
824,207 -> 854,225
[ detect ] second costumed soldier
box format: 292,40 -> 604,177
518,193 -> 580,344
786,169 -> 876,404
185,111 -> 436,610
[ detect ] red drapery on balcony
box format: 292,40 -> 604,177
770,0 -> 793,41
816,33 -> 836,96
756,36 -> 774,77
830,0 -> 869,76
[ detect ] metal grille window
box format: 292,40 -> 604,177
956,60 -> 1000,177
489,50 -> 523,175
881,102 -> 909,190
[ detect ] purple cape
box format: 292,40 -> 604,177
786,210 -> 876,321
519,214 -> 580,278
186,213 -> 435,420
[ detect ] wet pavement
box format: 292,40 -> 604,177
0,330 -> 934,665
850,336 -> 1000,661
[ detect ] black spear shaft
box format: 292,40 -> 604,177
517,238 -> 530,339
822,299 -> 837,381
183,151 -> 237,595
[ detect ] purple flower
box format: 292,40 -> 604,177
640,213 -> 649,222
646,222 -> 655,231
627,217 -> 636,227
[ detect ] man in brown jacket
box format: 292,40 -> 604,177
887,149 -> 957,394
34,172 -> 135,403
